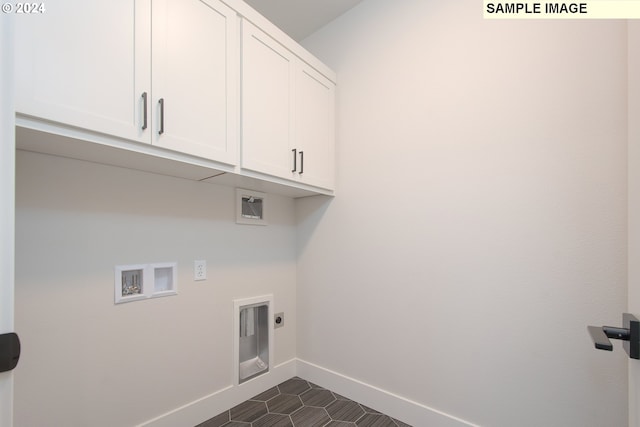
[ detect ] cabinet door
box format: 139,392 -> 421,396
241,20 -> 295,180
152,0 -> 237,164
295,64 -> 335,190
14,0 -> 151,143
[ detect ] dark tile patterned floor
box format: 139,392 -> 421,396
196,377 -> 412,427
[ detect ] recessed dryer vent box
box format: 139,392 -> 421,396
236,189 -> 267,225
234,295 -> 273,385
115,262 -> 177,304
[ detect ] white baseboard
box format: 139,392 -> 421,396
137,358 -> 477,427
137,358 -> 296,427
296,359 -> 479,427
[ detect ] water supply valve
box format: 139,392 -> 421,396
588,313 -> 640,359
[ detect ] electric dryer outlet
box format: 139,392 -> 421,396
274,312 -> 284,328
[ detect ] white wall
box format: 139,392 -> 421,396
0,12 -> 15,427
14,150 -> 298,427
629,21 -> 640,427
298,1 -> 628,426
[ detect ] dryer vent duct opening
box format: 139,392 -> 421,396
235,296 -> 273,384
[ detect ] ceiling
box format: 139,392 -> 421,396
243,0 -> 364,41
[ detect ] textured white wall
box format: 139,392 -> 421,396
298,1 -> 628,425
14,150 -> 298,427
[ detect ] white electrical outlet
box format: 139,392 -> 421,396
194,260 -> 206,281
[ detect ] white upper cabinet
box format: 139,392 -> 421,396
14,1 -> 335,195
14,0 -> 151,144
151,0 -> 237,164
15,0 -> 238,165
241,19 -> 336,190
294,63 -> 335,190
241,20 -> 295,180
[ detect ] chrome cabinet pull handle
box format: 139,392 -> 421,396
141,92 -> 148,130
158,98 -> 165,135
292,148 -> 297,172
299,151 -> 304,174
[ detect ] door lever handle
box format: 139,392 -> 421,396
0,332 -> 20,372
588,313 -> 640,359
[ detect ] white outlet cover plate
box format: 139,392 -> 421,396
194,260 -> 207,281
